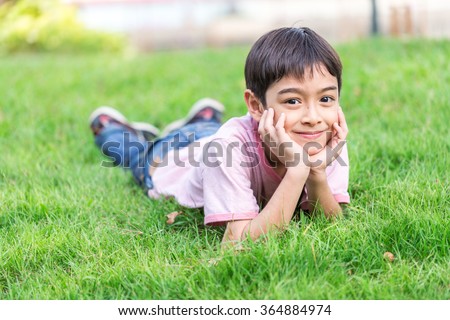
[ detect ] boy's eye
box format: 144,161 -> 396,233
320,96 -> 334,103
286,99 -> 300,105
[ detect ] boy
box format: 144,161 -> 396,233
89,27 -> 349,245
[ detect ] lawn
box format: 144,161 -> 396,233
0,38 -> 448,299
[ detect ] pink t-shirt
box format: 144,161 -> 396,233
148,115 -> 350,226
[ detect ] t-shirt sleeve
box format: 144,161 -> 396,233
326,143 -> 350,204
200,139 -> 260,226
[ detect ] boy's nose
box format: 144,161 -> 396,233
301,105 -> 322,126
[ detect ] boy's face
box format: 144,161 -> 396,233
263,65 -> 339,151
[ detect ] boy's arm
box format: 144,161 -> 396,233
222,167 -> 309,244
305,172 -> 342,217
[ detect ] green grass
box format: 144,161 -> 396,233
0,38 -> 448,299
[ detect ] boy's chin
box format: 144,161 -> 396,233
306,145 -> 325,156
295,134 -> 331,155
301,139 -> 329,155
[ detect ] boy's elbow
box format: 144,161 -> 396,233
324,204 -> 345,219
221,219 -> 251,247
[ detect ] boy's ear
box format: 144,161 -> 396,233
244,89 -> 265,122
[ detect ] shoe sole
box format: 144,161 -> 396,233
89,106 -> 128,125
89,106 -> 160,139
160,98 -> 224,136
130,121 -> 160,139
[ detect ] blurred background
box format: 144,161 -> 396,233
1,0 -> 450,53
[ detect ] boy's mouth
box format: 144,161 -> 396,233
296,131 -> 324,140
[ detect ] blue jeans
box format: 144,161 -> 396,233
95,120 -> 221,191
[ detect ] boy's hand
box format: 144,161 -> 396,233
258,108 -> 308,173
307,106 -> 348,178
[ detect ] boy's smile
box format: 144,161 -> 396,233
264,65 -> 339,152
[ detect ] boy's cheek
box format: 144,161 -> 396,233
327,108 -> 339,124
272,110 -> 282,123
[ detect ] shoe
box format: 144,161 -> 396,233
89,106 -> 160,141
160,98 -> 224,136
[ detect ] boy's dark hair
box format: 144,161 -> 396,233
245,27 -> 342,106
